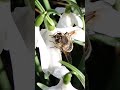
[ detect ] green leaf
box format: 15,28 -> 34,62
67,0 -> 77,4
60,61 -> 85,88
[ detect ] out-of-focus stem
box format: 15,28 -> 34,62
0,56 -> 11,90
81,16 -> 85,31
70,0 -> 77,3
114,0 -> 120,11
24,0 -> 34,10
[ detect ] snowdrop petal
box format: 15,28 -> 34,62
35,27 -> 50,73
70,13 -> 83,28
51,66 -> 69,79
71,29 -> 85,42
57,13 -> 72,28
55,26 -> 82,33
40,29 -> 63,76
42,30 -> 62,67
55,7 -> 65,13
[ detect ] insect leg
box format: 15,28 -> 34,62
63,51 -> 72,64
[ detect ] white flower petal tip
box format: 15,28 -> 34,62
47,80 -> 77,90
72,29 -> 85,43
51,66 -> 70,79
57,13 -> 73,28
57,13 -> 83,28
35,26 -> 50,73
70,13 -> 83,28
55,7 -> 65,13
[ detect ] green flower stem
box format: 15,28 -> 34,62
35,0 -> 45,12
35,0 -> 55,30
81,16 -> 85,31
24,0 -> 31,7
42,0 -> 51,10
26,0 -> 34,10
114,0 -> 120,11
35,51 -> 42,74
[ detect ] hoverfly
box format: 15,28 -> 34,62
50,31 -> 75,64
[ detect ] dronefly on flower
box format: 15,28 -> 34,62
35,20 -> 85,73
35,24 -> 85,77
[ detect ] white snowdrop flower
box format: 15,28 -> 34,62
69,13 -> 83,29
35,26 -> 69,78
57,13 -> 83,28
35,25 -> 85,78
38,79 -> 77,90
86,0 -> 120,37
35,7 -> 85,78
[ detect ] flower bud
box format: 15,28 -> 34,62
63,73 -> 72,85
35,12 -> 46,27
